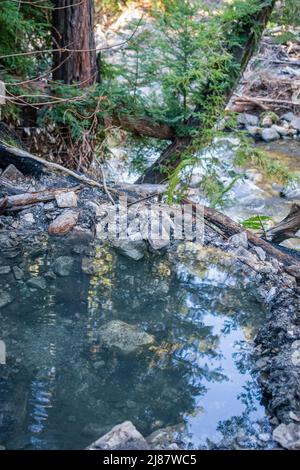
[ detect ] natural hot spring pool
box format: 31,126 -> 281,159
0,238 -> 274,449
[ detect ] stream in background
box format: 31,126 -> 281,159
0,239 -> 274,449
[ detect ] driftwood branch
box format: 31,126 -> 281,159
266,204 -> 300,244
0,186 -> 81,210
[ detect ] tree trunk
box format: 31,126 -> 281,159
137,1 -> 276,184
52,0 -> 97,86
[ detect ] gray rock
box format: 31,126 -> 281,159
289,411 -> 300,422
271,124 -> 289,137
55,191 -> 78,208
52,256 -> 74,277
27,276 -> 46,290
228,231 -> 248,249
286,265 -> 300,280
261,128 -> 280,142
246,125 -> 262,138
12,266 -> 24,280
291,340 -> 300,366
237,113 -> 259,127
87,421 -> 149,450
2,164 -> 24,181
290,117 -> 300,132
281,179 -> 300,199
0,266 -> 11,275
146,424 -> 184,449
98,320 -> 155,354
0,292 -> 13,309
21,213 -> 35,224
273,423 -> 300,450
281,112 -> 295,122
112,240 -> 147,261
258,433 -> 271,443
250,246 -> 266,261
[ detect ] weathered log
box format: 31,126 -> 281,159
0,186 -> 81,209
109,115 -> 175,141
202,204 -> 300,268
137,1 -> 276,184
266,204 -> 300,244
0,141 -> 119,193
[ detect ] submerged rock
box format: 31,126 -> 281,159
0,266 -> 11,275
87,421 -> 149,450
12,266 -> 24,280
273,423 -> 300,450
0,292 -> 13,309
98,320 -> 155,354
27,276 -> 46,290
112,239 -> 147,261
52,256 -> 74,277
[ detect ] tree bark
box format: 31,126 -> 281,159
137,1 -> 276,184
108,115 -> 175,140
52,0 -> 97,86
266,204 -> 300,244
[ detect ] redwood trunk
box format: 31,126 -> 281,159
52,0 -> 97,86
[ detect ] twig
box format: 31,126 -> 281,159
98,162 -> 116,206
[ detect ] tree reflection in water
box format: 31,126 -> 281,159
0,239 -> 271,449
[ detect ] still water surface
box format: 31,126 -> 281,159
0,240 -> 273,449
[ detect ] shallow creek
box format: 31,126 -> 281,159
0,239 -> 275,449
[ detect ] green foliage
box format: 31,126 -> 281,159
271,0 -> 300,27
117,0 -> 236,135
234,140 -> 295,184
241,215 -> 272,231
0,0 -> 51,76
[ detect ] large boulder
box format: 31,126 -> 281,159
98,320 -> 155,354
87,421 -> 149,450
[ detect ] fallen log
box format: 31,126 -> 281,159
266,204 -> 300,244
202,205 -> 300,267
0,141 -> 119,194
108,115 -> 175,141
0,186 -> 81,209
